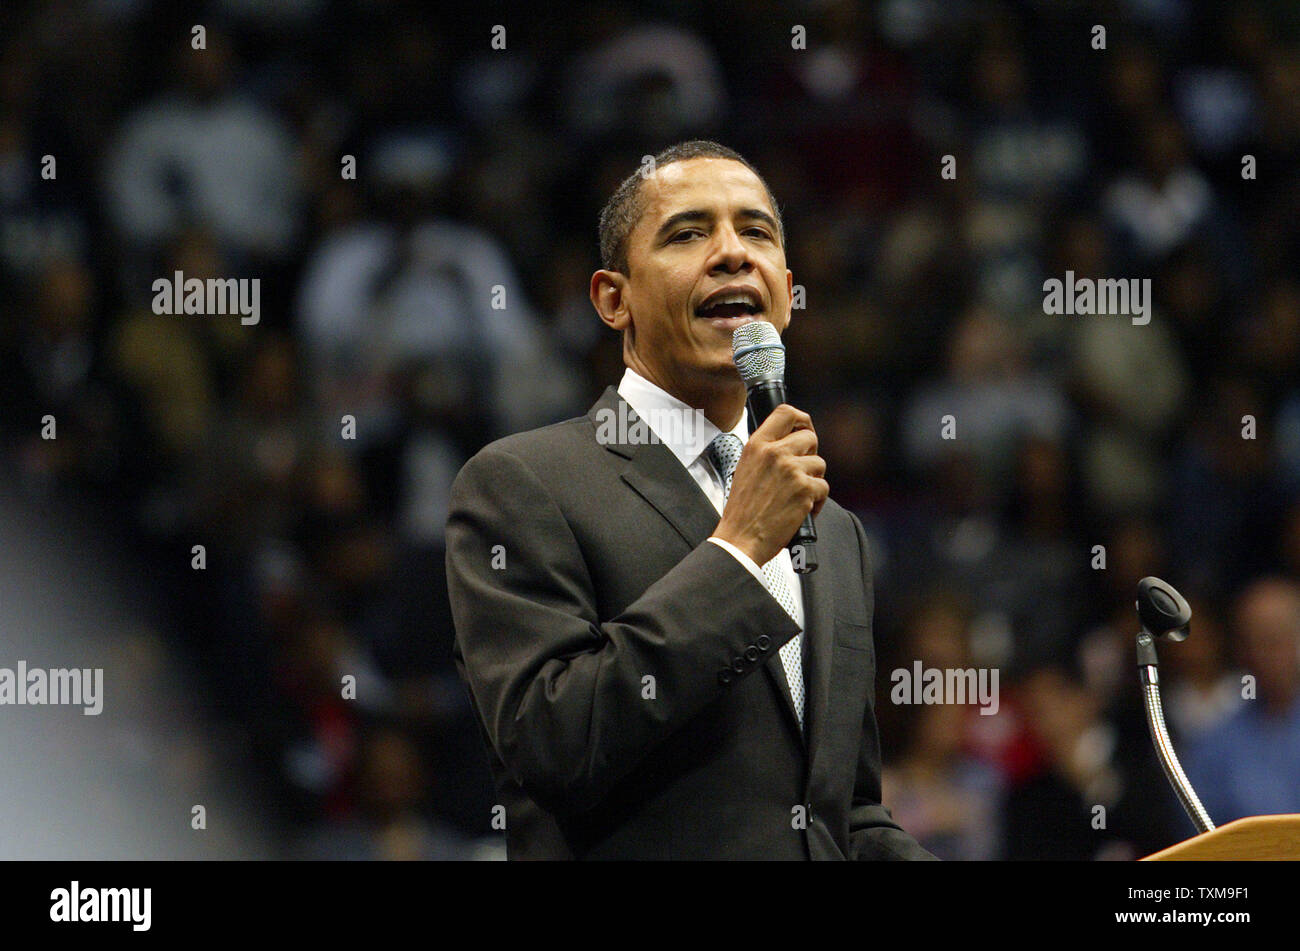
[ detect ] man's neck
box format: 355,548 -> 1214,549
626,361 -> 747,432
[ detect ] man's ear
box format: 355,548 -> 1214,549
780,268 -> 794,333
590,269 -> 632,332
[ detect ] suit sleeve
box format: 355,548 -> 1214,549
845,511 -> 940,861
445,443 -> 801,818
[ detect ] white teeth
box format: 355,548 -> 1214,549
703,292 -> 760,310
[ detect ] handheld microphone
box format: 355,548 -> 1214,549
731,321 -> 818,574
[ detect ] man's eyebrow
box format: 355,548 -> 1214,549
654,210 -> 710,241
654,208 -> 780,241
738,208 -> 779,233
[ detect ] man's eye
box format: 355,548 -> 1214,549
670,230 -> 700,242
745,228 -> 772,240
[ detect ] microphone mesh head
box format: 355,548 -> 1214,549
731,320 -> 785,385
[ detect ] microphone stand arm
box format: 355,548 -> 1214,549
1137,632 -> 1215,834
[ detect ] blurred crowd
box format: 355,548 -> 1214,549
3,0 -> 1300,859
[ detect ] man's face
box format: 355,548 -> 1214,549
607,157 -> 793,393
1238,587 -> 1300,701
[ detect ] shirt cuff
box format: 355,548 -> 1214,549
707,537 -> 766,585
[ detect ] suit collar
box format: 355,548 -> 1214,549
588,386 -> 720,548
615,367 -> 748,474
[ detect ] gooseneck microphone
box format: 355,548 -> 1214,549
731,321 -> 818,574
1134,576 -> 1215,834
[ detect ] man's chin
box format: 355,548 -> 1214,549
703,354 -> 745,385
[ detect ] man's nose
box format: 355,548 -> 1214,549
708,225 -> 754,273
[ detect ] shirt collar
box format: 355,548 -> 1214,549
616,367 -> 749,472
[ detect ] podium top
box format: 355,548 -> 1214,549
1142,814 -> 1300,860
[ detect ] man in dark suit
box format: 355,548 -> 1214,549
446,140 -> 935,860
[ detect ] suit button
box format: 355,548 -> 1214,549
732,657 -> 746,673
744,646 -> 759,662
718,669 -> 733,685
756,635 -> 771,651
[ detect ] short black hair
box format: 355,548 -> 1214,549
597,140 -> 785,275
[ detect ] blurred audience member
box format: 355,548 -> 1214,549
1185,578 -> 1300,822
1005,665 -> 1181,859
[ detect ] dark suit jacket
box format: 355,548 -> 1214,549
445,386 -> 935,860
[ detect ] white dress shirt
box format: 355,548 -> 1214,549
617,367 -> 805,631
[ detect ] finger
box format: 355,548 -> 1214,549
771,429 -> 818,456
794,454 -> 826,478
755,404 -> 813,440
784,452 -> 825,478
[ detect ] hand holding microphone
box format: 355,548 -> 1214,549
712,321 -> 824,572
713,403 -> 827,568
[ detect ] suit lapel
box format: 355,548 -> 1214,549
589,387 -> 720,550
587,386 -> 818,751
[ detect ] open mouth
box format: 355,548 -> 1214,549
694,291 -> 763,319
